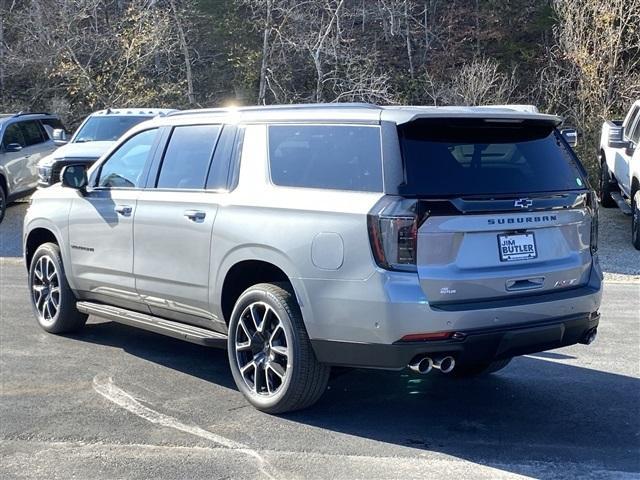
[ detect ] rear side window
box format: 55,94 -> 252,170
157,125 -> 221,189
2,123 -> 26,147
268,125 -> 383,192
19,120 -> 47,146
398,119 -> 587,197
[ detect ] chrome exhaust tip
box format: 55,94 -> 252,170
408,356 -> 433,374
432,356 -> 456,374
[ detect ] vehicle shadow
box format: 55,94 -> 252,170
75,320 -> 236,390
72,319 -> 640,477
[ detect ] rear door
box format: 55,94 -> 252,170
398,118 -> 594,305
134,123 -> 232,329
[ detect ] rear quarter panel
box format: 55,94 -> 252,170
210,124 -> 383,333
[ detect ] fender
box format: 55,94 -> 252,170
211,244 -> 312,327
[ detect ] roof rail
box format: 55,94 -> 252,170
14,111 -> 53,117
166,102 -> 380,117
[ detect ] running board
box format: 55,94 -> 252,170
611,192 -> 633,215
76,301 -> 227,347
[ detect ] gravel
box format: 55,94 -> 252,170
597,206 -> 640,282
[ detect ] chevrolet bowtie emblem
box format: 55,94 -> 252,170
514,198 -> 533,208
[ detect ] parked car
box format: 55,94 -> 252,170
23,103 -> 602,413
36,108 -> 174,187
0,112 -> 68,223
599,99 -> 640,249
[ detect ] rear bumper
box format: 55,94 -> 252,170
311,312 -> 600,369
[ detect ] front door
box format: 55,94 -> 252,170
69,127 -> 160,310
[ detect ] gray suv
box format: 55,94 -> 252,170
23,104 -> 603,413
0,112 -> 67,223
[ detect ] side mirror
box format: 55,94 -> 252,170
5,143 -> 23,152
61,164 -> 88,191
560,128 -> 578,148
52,129 -> 67,142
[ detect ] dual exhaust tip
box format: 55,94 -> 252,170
409,355 -> 455,374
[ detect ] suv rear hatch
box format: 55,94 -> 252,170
369,117 -> 597,306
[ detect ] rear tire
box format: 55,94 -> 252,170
632,191 -> 640,250
599,160 -> 617,208
28,242 -> 87,333
0,182 -> 6,224
450,357 -> 512,378
227,282 -> 330,414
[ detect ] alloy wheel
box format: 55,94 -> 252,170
234,301 -> 291,396
31,255 -> 60,324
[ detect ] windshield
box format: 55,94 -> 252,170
73,115 -> 150,143
398,118 -> 587,197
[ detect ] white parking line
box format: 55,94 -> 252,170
92,374 -> 276,479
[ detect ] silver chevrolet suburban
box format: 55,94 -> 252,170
23,104 -> 603,413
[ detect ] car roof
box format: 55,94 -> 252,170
160,103 -> 563,126
87,108 -> 176,117
0,112 -> 61,126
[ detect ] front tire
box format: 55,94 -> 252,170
450,357 -> 512,378
227,283 -> 330,414
28,242 -> 87,333
0,182 -> 6,224
632,191 -> 640,250
599,160 -> 617,208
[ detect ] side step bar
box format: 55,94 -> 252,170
76,301 -> 227,348
611,192 -> 633,215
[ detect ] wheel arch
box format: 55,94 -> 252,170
24,225 -> 63,270
215,246 -> 309,327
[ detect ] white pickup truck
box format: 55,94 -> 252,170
599,100 -> 640,250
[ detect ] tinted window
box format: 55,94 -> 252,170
75,115 -> 151,142
98,129 -> 158,188
19,121 -> 46,146
41,118 -> 67,138
157,125 -> 221,189
625,105 -> 639,130
399,119 -> 587,197
269,125 -> 383,192
629,117 -> 640,144
2,123 -> 26,147
41,118 -> 66,131
206,125 -> 237,190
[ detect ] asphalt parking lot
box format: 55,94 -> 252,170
1,200 -> 639,479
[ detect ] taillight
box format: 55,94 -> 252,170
589,190 -> 598,254
367,197 -> 427,272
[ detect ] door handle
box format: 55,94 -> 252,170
114,205 -> 133,216
184,210 -> 206,222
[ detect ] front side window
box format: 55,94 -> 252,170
268,125 -> 383,192
156,125 -> 221,189
75,115 -> 151,143
20,120 -> 47,146
97,129 -> 158,188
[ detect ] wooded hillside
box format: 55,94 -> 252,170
1,0 -> 639,177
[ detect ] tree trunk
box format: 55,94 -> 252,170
258,0 -> 272,105
169,0 -> 195,105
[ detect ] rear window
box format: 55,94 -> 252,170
268,125 -> 383,192
398,119 -> 587,197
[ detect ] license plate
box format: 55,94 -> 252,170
498,233 -> 537,262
